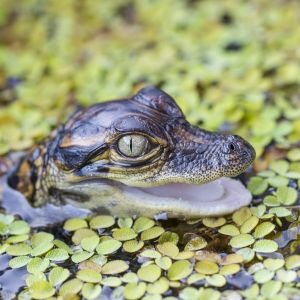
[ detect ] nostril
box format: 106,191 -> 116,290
229,142 -> 236,152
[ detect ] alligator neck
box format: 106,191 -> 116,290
7,144 -> 48,202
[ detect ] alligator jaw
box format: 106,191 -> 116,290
62,177 -> 252,218
1,175 -> 252,225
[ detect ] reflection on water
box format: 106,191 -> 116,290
0,266 -> 27,299
1,177 -> 90,227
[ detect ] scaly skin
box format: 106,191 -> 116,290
2,87 -> 255,216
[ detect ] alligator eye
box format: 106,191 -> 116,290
117,134 -> 149,157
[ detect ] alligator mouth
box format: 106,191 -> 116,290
67,177 -> 253,218
70,177 -> 225,203
1,176 -> 252,227
139,181 -> 225,203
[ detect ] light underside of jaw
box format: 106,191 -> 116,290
2,176 -> 252,227
139,181 -> 226,202
66,175 -> 253,217
119,177 -> 253,217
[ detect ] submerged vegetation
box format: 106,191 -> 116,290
0,0 -> 300,299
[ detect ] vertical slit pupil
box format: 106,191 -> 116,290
130,137 -> 133,153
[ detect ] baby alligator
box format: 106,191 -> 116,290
1,87 -> 255,218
